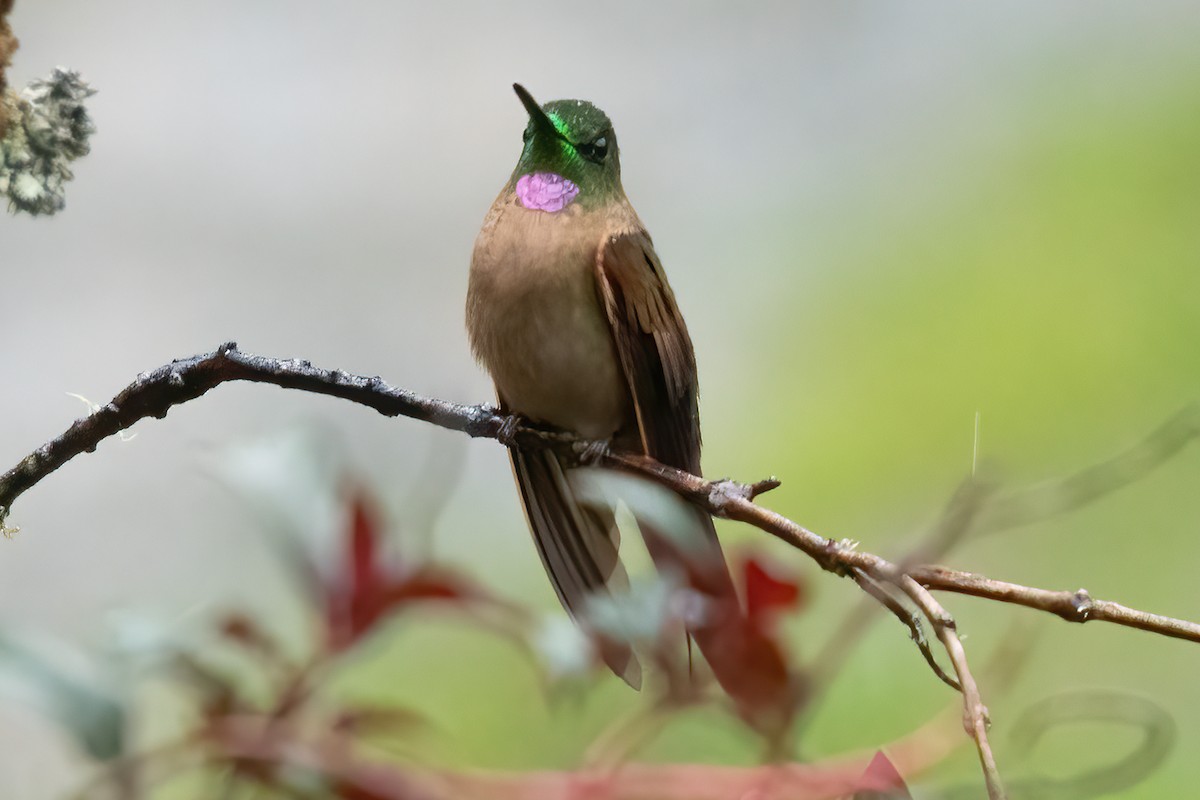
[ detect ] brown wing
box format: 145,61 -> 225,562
595,229 -> 738,595
597,234 -> 765,703
595,230 -> 701,473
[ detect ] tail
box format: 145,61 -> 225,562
635,493 -> 795,735
510,446 -> 643,689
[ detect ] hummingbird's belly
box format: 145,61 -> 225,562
491,289 -> 627,439
467,206 -> 629,439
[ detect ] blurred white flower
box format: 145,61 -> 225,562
203,424 -> 348,592
531,614 -> 595,681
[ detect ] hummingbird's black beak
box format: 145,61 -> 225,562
513,83 -> 563,141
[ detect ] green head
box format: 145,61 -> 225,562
509,84 -> 623,212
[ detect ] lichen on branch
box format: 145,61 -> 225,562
1,67 -> 95,215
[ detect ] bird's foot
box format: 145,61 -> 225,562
576,438 -> 611,465
495,413 -> 524,447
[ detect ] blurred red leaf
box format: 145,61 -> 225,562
325,487 -> 487,651
628,517 -> 803,742
325,490 -> 385,649
350,491 -> 386,610
743,555 -> 804,627
696,602 -> 797,740
329,784 -> 397,800
852,751 -> 912,799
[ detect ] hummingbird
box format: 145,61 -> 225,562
466,85 -> 740,690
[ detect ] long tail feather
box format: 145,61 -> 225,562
510,447 -> 642,689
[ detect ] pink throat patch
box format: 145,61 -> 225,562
516,172 -> 579,213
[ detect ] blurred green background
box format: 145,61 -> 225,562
3,2 -> 1200,797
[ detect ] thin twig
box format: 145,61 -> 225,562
910,566 -> 1200,644
849,568 -> 960,691
804,480 -> 994,701
896,576 -> 1005,799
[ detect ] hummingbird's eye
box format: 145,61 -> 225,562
576,135 -> 608,164
522,126 -> 533,144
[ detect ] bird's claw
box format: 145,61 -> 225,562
496,413 -> 522,447
577,438 -> 611,465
